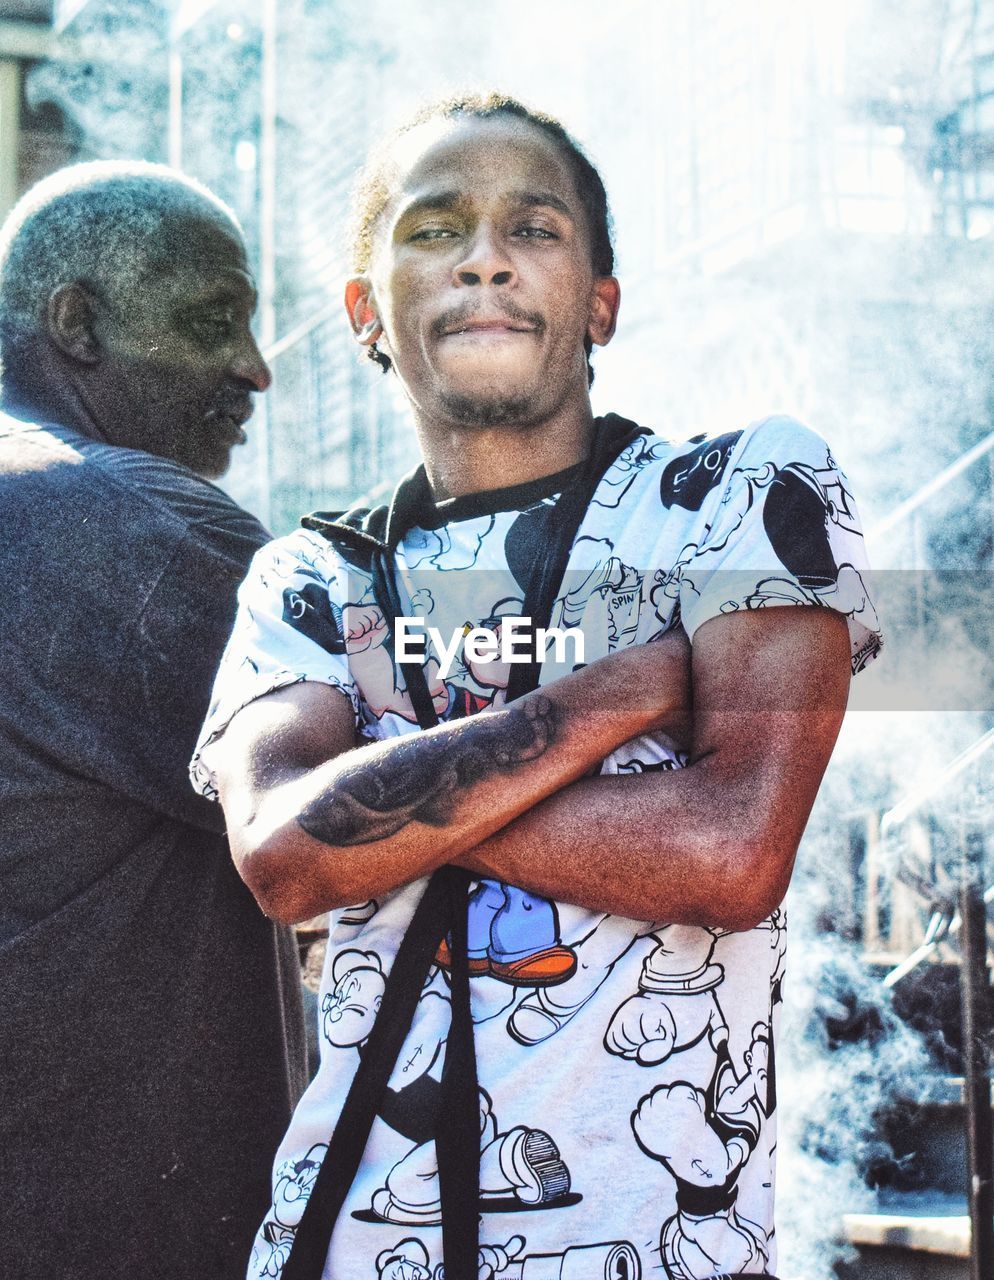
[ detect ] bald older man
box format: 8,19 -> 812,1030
0,163 -> 306,1280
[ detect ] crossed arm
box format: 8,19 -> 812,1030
212,607 -> 852,931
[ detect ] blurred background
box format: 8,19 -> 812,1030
2,2 -> 993,1276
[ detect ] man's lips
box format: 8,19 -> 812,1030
208,402 -> 253,444
441,318 -> 536,336
432,303 -> 544,340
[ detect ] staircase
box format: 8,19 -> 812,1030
837,1041 -> 990,1279
829,929 -> 993,1279
839,1208 -> 970,1280
832,813 -> 993,1278
823,435 -> 994,1279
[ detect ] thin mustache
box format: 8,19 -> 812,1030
431,300 -> 544,339
205,395 -> 254,425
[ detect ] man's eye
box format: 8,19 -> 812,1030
513,225 -> 557,239
409,226 -> 458,242
189,310 -> 237,339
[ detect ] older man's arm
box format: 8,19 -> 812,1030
458,607 -> 851,931
211,628 -> 692,923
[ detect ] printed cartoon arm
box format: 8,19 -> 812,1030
458,606 -> 851,931
210,631 -> 691,923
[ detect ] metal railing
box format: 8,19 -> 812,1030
880,727 -> 994,840
874,737 -> 993,1280
868,430 -> 994,543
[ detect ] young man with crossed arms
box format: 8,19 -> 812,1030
194,96 -> 880,1280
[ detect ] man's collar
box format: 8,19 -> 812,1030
301,413 -> 650,553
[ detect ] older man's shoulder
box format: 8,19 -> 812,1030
0,414 -> 267,546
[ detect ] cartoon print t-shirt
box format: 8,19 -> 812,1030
192,415 -> 881,1280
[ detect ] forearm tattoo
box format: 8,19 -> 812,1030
298,696 -> 559,846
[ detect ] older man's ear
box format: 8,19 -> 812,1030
46,283 -> 102,365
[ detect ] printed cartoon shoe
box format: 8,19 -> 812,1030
499,1126 -> 571,1205
369,1188 -> 441,1226
434,937 -> 489,975
507,986 -> 597,1045
488,945 -> 577,986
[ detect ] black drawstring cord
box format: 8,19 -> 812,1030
281,865 -> 468,1280
285,416 -> 649,1279
371,546 -> 481,1278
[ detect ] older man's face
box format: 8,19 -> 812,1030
97,212 -> 270,478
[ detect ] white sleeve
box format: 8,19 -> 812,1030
190,530 -> 362,800
677,415 -> 883,674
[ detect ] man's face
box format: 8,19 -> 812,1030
94,213 -> 270,478
351,115 -> 618,431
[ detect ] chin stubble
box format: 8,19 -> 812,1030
438,389 -> 540,429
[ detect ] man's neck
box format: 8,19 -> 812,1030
416,407 -> 597,501
0,384 -> 57,429
0,362 -> 106,445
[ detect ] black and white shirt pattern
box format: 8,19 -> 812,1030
193,415 -> 881,1280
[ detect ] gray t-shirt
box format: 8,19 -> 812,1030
0,415 -> 307,1280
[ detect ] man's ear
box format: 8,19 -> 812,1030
46,283 -> 101,365
344,277 -> 383,347
588,276 -> 621,348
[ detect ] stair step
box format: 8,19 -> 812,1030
920,1076 -> 994,1107
876,1078 -> 993,1194
836,1195 -> 980,1280
843,1209 -> 969,1258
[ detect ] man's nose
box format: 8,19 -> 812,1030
232,329 -> 273,392
453,226 -> 515,288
